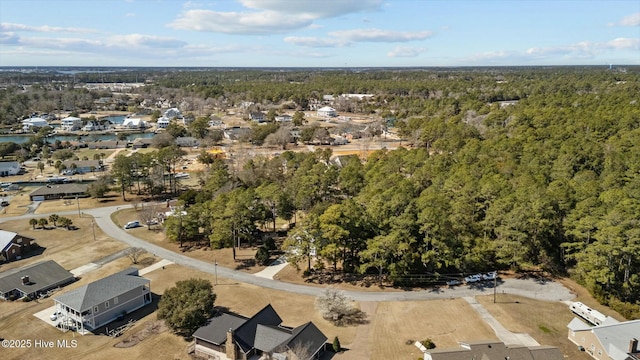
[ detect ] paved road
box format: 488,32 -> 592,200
1,205 -> 576,302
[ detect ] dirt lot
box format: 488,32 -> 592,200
0,215 -> 128,272
111,208 -> 268,273
476,293 -> 592,359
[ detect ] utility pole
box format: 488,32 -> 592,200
76,196 -> 81,217
92,220 -> 96,241
493,271 -> 497,303
214,258 -> 218,286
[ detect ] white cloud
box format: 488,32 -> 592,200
329,28 -> 432,42
125,13 -> 136,18
168,9 -> 314,34
387,46 -> 426,57
169,0 -> 383,35
108,34 -> 188,48
284,36 -> 348,48
286,28 -> 432,49
0,22 -> 96,33
609,12 -> 640,27
238,0 -> 381,18
606,37 -> 640,50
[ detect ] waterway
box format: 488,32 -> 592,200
0,132 -> 154,144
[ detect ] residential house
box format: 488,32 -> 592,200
53,267 -> 152,333
156,117 -> 170,129
29,183 -> 88,201
208,115 -> 223,127
0,161 -> 21,177
423,340 -> 563,360
22,117 -> 49,131
224,127 -> 252,142
250,111 -> 266,123
132,138 -> 154,149
121,118 -> 145,129
86,140 -> 127,149
60,116 -> 82,131
316,106 -> 337,117
163,108 -> 182,119
82,120 -> 107,132
0,230 -> 35,262
175,137 -> 199,147
61,160 -> 103,174
567,317 -> 640,360
275,114 -> 292,123
0,260 -> 75,300
193,304 -> 327,360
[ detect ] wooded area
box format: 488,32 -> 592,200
3,66 -> 640,318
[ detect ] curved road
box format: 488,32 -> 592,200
2,204 -> 575,302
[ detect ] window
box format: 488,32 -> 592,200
94,306 -> 99,313
598,350 -> 602,356
114,297 -> 118,305
105,301 -> 109,308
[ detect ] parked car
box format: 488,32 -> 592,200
464,274 -> 482,283
482,271 -> 498,281
50,311 -> 61,321
124,221 -> 140,229
446,279 -> 461,286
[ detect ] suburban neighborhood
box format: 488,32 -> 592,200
0,61 -> 639,360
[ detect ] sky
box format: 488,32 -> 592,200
0,0 -> 638,67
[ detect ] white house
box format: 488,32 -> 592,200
0,162 -> 21,177
275,114 -> 292,123
82,120 -> 106,132
22,117 -> 49,131
317,106 -> 337,117
156,117 -> 170,129
121,118 -> 145,129
60,116 -> 82,131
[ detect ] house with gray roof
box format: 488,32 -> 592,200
0,161 -> 21,177
423,340 -> 563,360
0,260 -> 75,300
0,230 -> 34,262
193,304 -> 327,360
29,183 -> 88,201
53,267 -> 151,333
568,317 -> 640,360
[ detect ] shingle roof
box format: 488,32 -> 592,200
0,230 -> 18,253
0,260 -> 75,296
286,322 -> 328,355
234,304 -> 283,353
30,184 -> 88,197
192,312 -> 247,345
253,324 -> 293,353
54,268 -> 148,311
591,319 -> 640,360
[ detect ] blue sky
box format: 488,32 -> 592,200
0,0 -> 638,67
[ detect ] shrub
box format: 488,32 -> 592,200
422,338 -> 436,349
332,336 -> 341,352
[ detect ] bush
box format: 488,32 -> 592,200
255,245 -> 270,266
422,338 -> 436,349
332,336 -> 341,352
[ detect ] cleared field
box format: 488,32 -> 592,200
111,208 -> 267,273
476,294 -> 592,359
0,215 -> 128,272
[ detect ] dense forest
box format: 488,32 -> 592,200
2,66 -> 640,318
